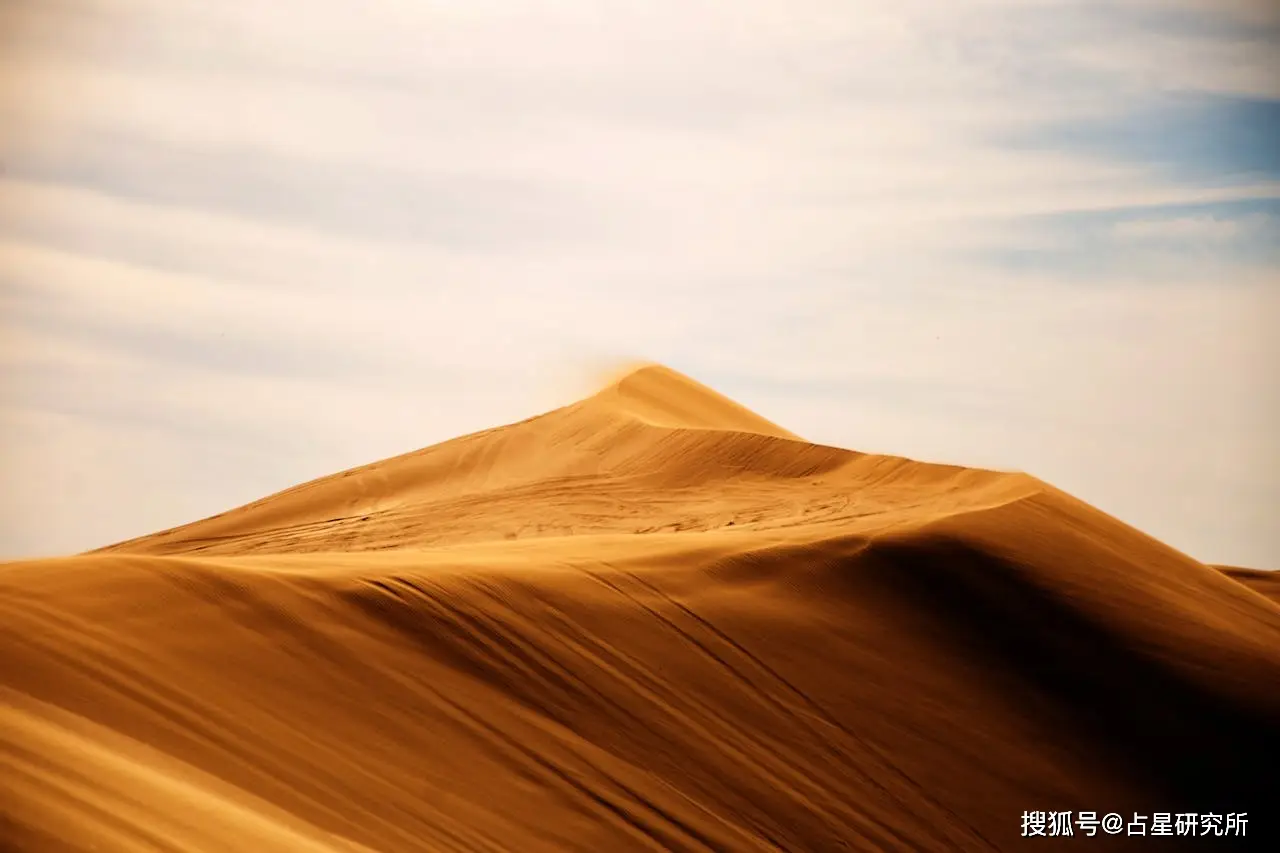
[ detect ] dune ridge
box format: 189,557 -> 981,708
3,364 -> 1277,851
94,365 -> 1035,557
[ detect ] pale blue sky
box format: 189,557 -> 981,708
2,0 -> 1277,566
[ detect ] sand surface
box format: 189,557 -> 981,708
3,365 -> 1277,851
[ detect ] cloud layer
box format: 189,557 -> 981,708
2,0 -> 1277,565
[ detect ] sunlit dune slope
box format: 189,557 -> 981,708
96,364 -> 1035,556
4,364 -> 1278,852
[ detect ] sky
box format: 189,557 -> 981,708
1,0 -> 1277,567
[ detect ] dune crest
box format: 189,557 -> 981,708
4,364 -> 1277,851
586,363 -> 805,440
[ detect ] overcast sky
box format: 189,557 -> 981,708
2,0 -> 1278,567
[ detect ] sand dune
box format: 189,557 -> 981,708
3,365 -> 1277,851
1216,566 -> 1280,605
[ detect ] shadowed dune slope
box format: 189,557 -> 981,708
3,364 -> 1278,852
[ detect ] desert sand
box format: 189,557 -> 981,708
2,364 -> 1277,851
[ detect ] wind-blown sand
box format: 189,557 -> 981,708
2,365 -> 1277,851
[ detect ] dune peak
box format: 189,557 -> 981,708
585,362 -> 804,441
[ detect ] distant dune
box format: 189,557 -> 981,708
3,365 -> 1276,851
1214,566 -> 1280,605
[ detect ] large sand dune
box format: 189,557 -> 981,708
2,365 -> 1277,851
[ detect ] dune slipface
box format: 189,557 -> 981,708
2,365 -> 1277,851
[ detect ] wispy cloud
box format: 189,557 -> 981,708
1110,209 -> 1277,244
978,198 -> 1280,277
1,0 -> 1277,566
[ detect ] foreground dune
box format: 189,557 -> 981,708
2,365 -> 1277,851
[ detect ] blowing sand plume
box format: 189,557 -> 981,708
2,364 -> 1277,851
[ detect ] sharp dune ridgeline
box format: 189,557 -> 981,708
2,364 -> 1277,851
